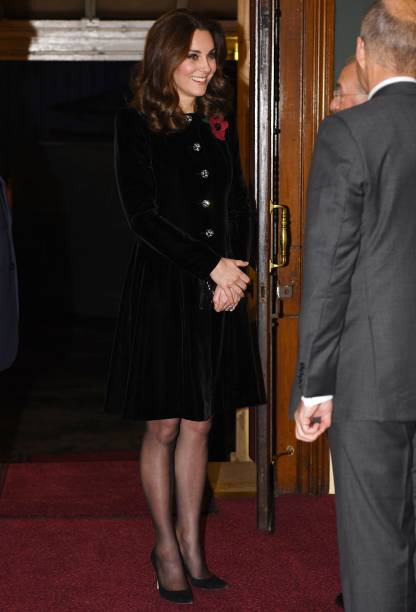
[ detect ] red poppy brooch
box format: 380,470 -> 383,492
208,116 -> 229,141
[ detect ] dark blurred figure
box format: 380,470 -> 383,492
0,176 -> 18,371
0,177 -> 19,370
335,592 -> 344,609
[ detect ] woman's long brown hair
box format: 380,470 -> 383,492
130,8 -> 232,132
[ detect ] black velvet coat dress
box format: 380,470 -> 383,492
105,107 -> 265,421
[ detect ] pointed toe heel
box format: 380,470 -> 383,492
150,550 -> 193,604
188,574 -> 229,590
181,559 -> 228,590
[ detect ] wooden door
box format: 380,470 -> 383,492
274,0 -> 334,494
253,0 -> 335,528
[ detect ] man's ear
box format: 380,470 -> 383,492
355,36 -> 368,92
355,36 -> 366,71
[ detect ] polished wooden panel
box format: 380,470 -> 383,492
275,316 -> 298,492
274,0 -> 334,495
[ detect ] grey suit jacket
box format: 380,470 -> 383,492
0,177 -> 18,371
290,82 -> 416,421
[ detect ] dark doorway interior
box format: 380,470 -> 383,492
0,60 -> 236,461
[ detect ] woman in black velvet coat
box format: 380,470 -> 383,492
105,8 -> 265,604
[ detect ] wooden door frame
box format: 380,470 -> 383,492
253,0 -> 334,531
294,0 -> 335,495
252,0 -> 275,533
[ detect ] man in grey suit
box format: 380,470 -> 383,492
290,1 -> 416,610
0,176 -> 18,371
330,57 -> 368,113
330,57 -> 368,612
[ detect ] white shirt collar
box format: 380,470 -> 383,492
368,76 -> 416,100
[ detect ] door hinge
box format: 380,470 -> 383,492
259,283 -> 267,303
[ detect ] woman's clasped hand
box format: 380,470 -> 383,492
210,257 -> 250,312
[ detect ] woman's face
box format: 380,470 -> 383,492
173,29 -> 217,112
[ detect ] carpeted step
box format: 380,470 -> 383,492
27,451 -> 140,463
0,460 -> 148,518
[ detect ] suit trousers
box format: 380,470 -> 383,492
329,421 -> 416,612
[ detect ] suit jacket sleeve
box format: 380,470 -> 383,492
227,114 -> 256,262
289,115 -> 364,415
114,109 -> 221,279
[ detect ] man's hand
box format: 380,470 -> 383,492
294,399 -> 333,442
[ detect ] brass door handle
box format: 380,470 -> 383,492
269,201 -> 289,272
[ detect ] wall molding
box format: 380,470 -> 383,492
0,19 -> 236,61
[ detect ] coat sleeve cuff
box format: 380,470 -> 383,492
301,395 -> 333,407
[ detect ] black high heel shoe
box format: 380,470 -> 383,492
150,549 -> 193,605
182,560 -> 229,590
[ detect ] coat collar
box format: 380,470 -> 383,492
370,78 -> 416,99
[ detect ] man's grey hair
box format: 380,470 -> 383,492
361,0 -> 416,74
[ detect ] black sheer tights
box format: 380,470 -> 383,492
140,417 -> 213,591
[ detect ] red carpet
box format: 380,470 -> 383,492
0,459 -> 341,611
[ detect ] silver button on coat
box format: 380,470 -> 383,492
200,169 -> 209,178
193,142 -> 201,152
205,228 -> 215,238
201,199 -> 211,208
